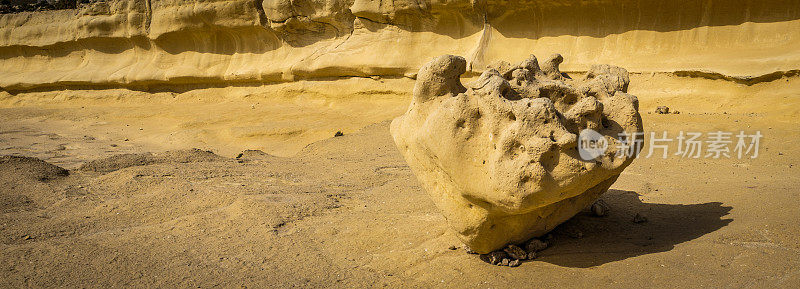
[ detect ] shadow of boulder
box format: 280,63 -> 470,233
537,189 -> 733,268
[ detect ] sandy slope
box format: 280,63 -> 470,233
1,74 -> 800,287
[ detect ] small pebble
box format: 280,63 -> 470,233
526,239 -> 548,253
503,244 -> 527,260
483,251 -> 508,265
591,199 -> 610,217
463,245 -> 477,254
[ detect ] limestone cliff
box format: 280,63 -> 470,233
0,0 -> 798,91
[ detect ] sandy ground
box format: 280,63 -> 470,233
1,75 -> 800,288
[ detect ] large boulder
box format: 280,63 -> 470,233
390,54 -> 643,253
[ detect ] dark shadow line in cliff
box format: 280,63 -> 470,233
152,27 -> 281,55
0,27 -> 282,61
534,189 -> 732,268
673,69 -> 800,85
0,36 -> 153,60
4,67 -> 797,94
354,9 -> 485,41
0,75 -> 414,95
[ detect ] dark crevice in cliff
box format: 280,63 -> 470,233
354,16 -> 396,27
0,75 -> 415,95
672,69 -> 800,86
152,26 -> 280,55
0,36 -> 152,60
0,27 -> 281,60
3,68 -> 796,95
144,0 -> 151,34
252,0 -> 269,28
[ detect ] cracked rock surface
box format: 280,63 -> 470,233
390,54 -> 643,254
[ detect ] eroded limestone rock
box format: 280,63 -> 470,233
390,54 -> 643,254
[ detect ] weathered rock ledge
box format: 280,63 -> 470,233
1,0 -> 798,92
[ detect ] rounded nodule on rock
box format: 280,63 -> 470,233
413,55 -> 467,101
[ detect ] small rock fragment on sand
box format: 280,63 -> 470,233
478,238 -> 553,267
655,106 -> 670,114
525,239 -> 548,253
482,251 -> 509,265
334,131 -> 344,137
503,244 -> 527,260
463,245 -> 477,254
448,245 -> 458,250
633,213 -> 649,223
591,199 -> 610,217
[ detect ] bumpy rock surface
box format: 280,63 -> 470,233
390,54 -> 643,253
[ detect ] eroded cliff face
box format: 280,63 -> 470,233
0,0 -> 798,91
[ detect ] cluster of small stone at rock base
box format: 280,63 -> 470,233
459,199 -> 615,267
463,237 -> 551,267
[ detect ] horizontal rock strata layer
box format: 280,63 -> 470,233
1,0 -> 799,91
